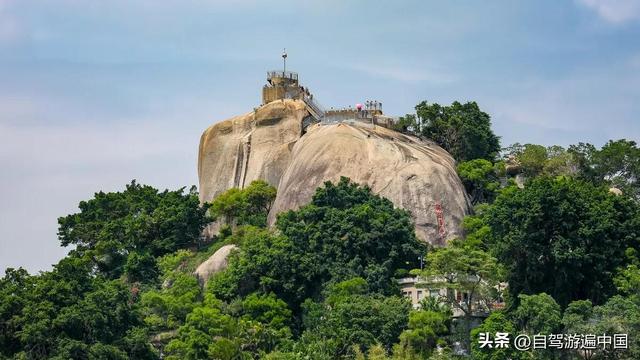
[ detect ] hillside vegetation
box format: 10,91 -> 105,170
2,100 -> 640,359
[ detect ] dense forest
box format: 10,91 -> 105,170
2,100 -> 640,359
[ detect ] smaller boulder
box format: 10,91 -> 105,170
609,187 -> 623,196
194,244 -> 238,286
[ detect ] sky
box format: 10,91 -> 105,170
1,0 -> 639,273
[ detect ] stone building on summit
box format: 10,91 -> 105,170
198,53 -> 471,246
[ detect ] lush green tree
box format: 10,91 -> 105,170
614,249 -> 640,297
87,343 -> 129,359
0,181 -> 214,359
510,293 -> 563,359
209,178 -> 426,310
122,327 -> 158,360
206,227 -> 288,301
236,293 -> 293,353
57,181 -> 210,280
613,264 -> 640,296
164,304 -> 243,360
562,300 -> 597,360
395,309 -> 450,358
592,139 -> 640,200
460,209 -> 493,250
278,177 -> 425,297
139,249 -> 204,333
418,241 -> 504,351
478,176 -> 640,307
13,258 -> 93,358
156,249 -> 195,276
568,142 -> 598,180
244,180 -> 277,213
543,145 -> 578,177
471,311 -> 521,360
366,344 -> 391,360
325,277 -> 370,304
417,296 -> 453,316
173,278 -> 406,359
0,257 -> 157,359
563,296 -> 640,360
512,293 -> 562,335
590,296 -> 640,360
391,114 -> 419,134
263,351 -> 305,360
503,143 -> 579,179
299,278 -> 411,357
239,293 -> 291,333
51,279 -> 139,345
426,351 -> 457,360
124,251 -> 158,283
503,143 -> 548,178
0,268 -> 34,356
562,299 -> 593,332
416,101 -> 500,162
568,139 -> 640,200
457,159 -> 501,205
2,181 -> 292,359
209,180 -> 277,227
141,272 -> 202,331
210,188 -> 245,224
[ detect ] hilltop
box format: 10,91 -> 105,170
198,70 -> 471,245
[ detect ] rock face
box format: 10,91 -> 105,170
198,99 -> 471,246
271,122 -> 470,244
198,100 -> 309,203
194,244 -> 238,285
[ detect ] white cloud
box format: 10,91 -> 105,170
577,0 -> 640,24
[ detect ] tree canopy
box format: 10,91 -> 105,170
209,179 -> 277,227
57,181 -> 210,282
5,90 -> 640,360
209,177 -> 426,311
572,139 -> 640,200
416,101 -> 500,162
417,240 -> 504,352
456,159 -> 502,205
473,176 -> 640,307
0,181 -> 215,359
0,258 -> 157,359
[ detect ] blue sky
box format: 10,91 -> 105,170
1,0 -> 639,272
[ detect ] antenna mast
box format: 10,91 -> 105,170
282,48 -> 287,73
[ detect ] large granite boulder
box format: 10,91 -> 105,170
194,244 -> 238,285
270,122 -> 470,245
198,99 -> 308,203
198,99 -> 471,245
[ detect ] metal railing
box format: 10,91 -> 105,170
302,95 -> 325,120
267,71 -> 298,81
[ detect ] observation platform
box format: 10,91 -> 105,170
261,69 -> 397,129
